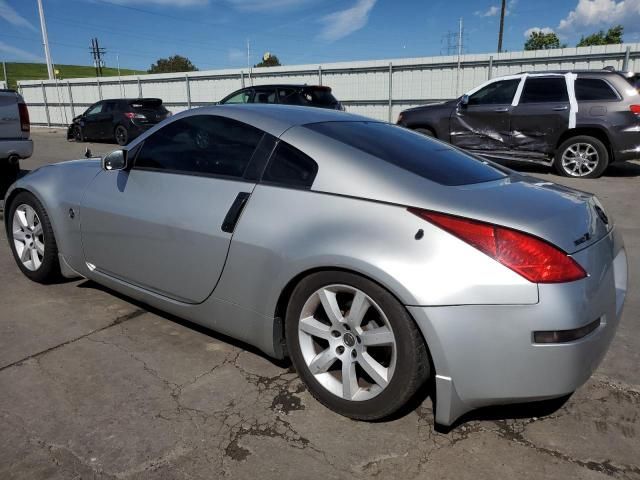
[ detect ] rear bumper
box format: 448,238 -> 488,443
0,138 -> 33,160
409,228 -> 627,426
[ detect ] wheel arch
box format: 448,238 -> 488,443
555,127 -> 613,162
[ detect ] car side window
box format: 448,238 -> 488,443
134,115 -> 264,179
520,78 -> 569,103
104,101 -> 117,112
85,102 -> 104,115
575,78 -> 619,101
468,79 -> 520,106
223,90 -> 252,104
278,88 -> 300,105
262,141 -> 318,188
253,89 -> 277,104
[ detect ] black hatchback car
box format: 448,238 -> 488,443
219,84 -> 344,110
67,98 -> 171,146
397,70 -> 640,178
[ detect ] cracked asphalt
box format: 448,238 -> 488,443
1,129 -> 639,479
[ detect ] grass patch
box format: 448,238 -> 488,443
2,62 -> 144,89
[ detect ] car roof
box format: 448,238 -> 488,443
240,84 -> 326,89
147,104 -> 377,139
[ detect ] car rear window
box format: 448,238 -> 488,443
128,99 -> 166,111
305,122 -> 506,186
626,74 -> 640,91
302,87 -> 338,106
575,78 -> 619,101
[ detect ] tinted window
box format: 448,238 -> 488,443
306,122 -> 506,186
468,79 -> 519,105
223,90 -> 251,104
262,141 -> 318,188
575,78 -> 619,101
135,115 -> 263,178
104,101 -> 117,112
85,102 -> 104,115
628,74 -> 640,91
301,87 -> 338,106
278,87 -> 301,105
520,78 -> 568,103
253,89 -> 276,104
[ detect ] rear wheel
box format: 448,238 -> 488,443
114,125 -> 129,146
286,271 -> 430,420
555,135 -> 608,178
7,192 -> 61,283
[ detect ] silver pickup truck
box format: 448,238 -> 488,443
1,89 -> 32,201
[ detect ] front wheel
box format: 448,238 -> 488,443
73,124 -> 84,142
7,192 -> 61,283
286,271 -> 431,420
114,125 -> 129,146
555,136 -> 609,178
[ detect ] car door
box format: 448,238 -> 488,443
80,113 -> 266,303
509,76 -> 570,154
450,78 -> 520,151
81,101 -> 107,139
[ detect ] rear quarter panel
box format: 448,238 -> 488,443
214,185 -> 538,320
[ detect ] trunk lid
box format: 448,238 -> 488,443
127,98 -> 169,123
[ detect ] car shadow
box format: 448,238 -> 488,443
75,279 -> 292,370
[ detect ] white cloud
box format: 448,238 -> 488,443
319,0 -> 376,42
475,5 -> 499,17
225,0 -> 312,10
558,0 -> 640,33
524,26 -> 555,38
0,41 -> 42,62
0,0 -> 37,31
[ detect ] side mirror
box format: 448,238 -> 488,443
102,149 -> 128,171
460,95 -> 470,108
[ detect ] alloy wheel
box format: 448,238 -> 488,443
115,126 -> 128,145
297,284 -> 397,401
12,204 -> 45,271
561,142 -> 600,177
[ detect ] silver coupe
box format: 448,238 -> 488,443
4,105 -> 627,426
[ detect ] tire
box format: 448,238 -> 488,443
6,192 -> 61,283
73,125 -> 84,142
285,271 -> 431,420
114,125 -> 129,146
554,135 -> 609,178
415,127 -> 435,138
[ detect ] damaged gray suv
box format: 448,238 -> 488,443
397,70 -> 640,178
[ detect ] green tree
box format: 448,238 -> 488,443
148,55 -> 198,74
577,25 -> 624,47
524,31 -> 566,50
254,53 -> 281,68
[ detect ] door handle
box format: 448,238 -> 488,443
552,105 -> 569,111
494,107 -> 509,112
221,192 -> 251,233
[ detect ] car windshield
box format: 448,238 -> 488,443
305,121 -> 507,186
302,87 -> 338,106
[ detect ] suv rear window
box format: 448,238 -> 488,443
301,87 -> 338,106
306,122 -> 506,186
575,78 -> 619,101
626,74 -> 640,91
520,78 -> 568,103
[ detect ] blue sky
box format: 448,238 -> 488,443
1,0 -> 639,71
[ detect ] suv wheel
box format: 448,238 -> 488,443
555,135 -> 609,178
286,271 -> 431,420
73,125 -> 84,142
114,125 -> 129,146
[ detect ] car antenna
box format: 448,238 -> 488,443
84,147 -> 92,158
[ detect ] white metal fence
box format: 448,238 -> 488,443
18,43 -> 639,126
0,81 -> 6,89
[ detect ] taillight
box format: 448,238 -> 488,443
408,208 -> 587,283
631,105 -> 640,115
18,103 -> 30,132
124,112 -> 146,119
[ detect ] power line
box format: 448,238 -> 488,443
90,37 -> 106,76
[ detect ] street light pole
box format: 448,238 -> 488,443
497,0 -> 506,53
36,0 -> 54,80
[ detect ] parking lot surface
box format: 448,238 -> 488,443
1,129 -> 639,479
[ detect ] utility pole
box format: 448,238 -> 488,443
90,38 -> 106,77
456,17 -> 463,96
246,38 -> 250,70
36,0 -> 54,80
497,0 -> 506,53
